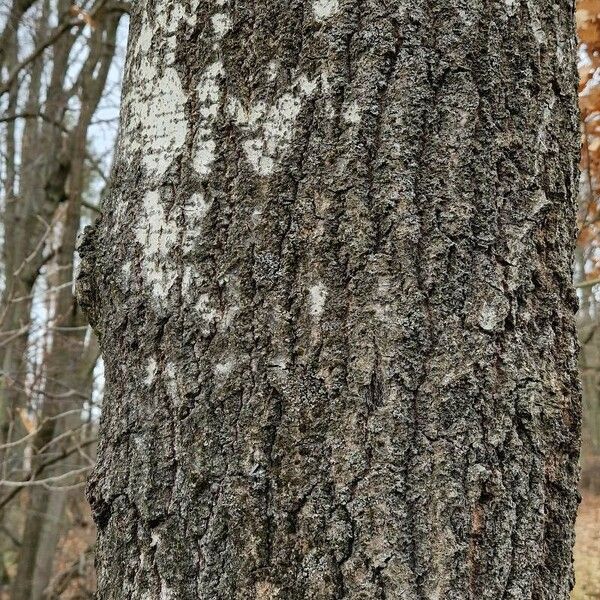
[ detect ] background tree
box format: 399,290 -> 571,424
576,0 -> 600,492
78,0 -> 581,598
0,0 -> 128,596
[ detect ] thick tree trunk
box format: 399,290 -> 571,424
79,1 -> 581,598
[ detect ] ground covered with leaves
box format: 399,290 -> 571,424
574,491 -> 600,599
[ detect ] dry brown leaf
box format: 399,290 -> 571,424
68,4 -> 97,28
17,407 -> 36,434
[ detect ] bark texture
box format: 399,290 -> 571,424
78,1 -> 581,598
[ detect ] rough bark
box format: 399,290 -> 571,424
79,1 -> 581,598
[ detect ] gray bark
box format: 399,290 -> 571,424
78,1 -> 582,598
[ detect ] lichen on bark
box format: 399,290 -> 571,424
77,0 -> 582,598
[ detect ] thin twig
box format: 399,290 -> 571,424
576,277 -> 600,289
0,438 -> 97,510
0,408 -> 82,450
0,465 -> 91,488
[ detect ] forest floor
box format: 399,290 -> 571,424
574,491 -> 600,599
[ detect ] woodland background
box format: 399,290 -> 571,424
0,1 -> 596,598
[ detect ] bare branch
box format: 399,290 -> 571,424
576,277 -> 600,289
0,437 -> 97,510
0,0 -> 116,98
0,110 -> 69,131
0,408 -> 83,450
0,464 -> 91,488
43,544 -> 94,599
0,17 -> 81,98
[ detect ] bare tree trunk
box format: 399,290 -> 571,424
0,5 -> 22,584
30,341 -> 97,600
0,0 -> 28,464
9,11 -> 120,597
10,276 -> 89,600
79,1 -> 581,598
10,331 -> 97,600
0,0 -> 39,71
0,0 -> 73,462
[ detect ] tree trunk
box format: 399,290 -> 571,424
10,327 -> 97,600
78,1 -> 581,598
10,12 -> 120,597
0,0 -> 72,463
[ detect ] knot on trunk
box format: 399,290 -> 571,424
75,220 -> 103,337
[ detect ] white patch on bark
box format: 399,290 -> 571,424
135,191 -> 178,305
182,266 -> 194,298
373,303 -> 388,321
297,74 -> 318,96
320,71 -> 336,119
478,303 -> 500,331
144,358 -> 157,386
309,283 -> 327,317
160,584 -> 174,600
343,101 -> 361,124
211,13 -> 232,37
182,192 -> 213,258
255,581 -> 281,599
313,0 -> 339,21
157,2 -> 199,31
220,305 -> 239,331
235,75 -> 318,176
194,140 -> 216,177
556,43 -> 564,68
251,208 -> 263,224
532,189 -> 550,213
478,294 -> 510,332
120,5 -> 196,181
527,2 -> 546,45
124,67 -> 187,180
535,100 -> 555,174
198,62 -> 223,119
196,293 -> 218,324
269,355 -> 288,369
194,61 -> 225,177
267,60 -> 279,81
185,192 -> 211,222
214,358 -> 234,378
242,140 -> 275,176
165,362 -> 179,403
226,97 -> 247,124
